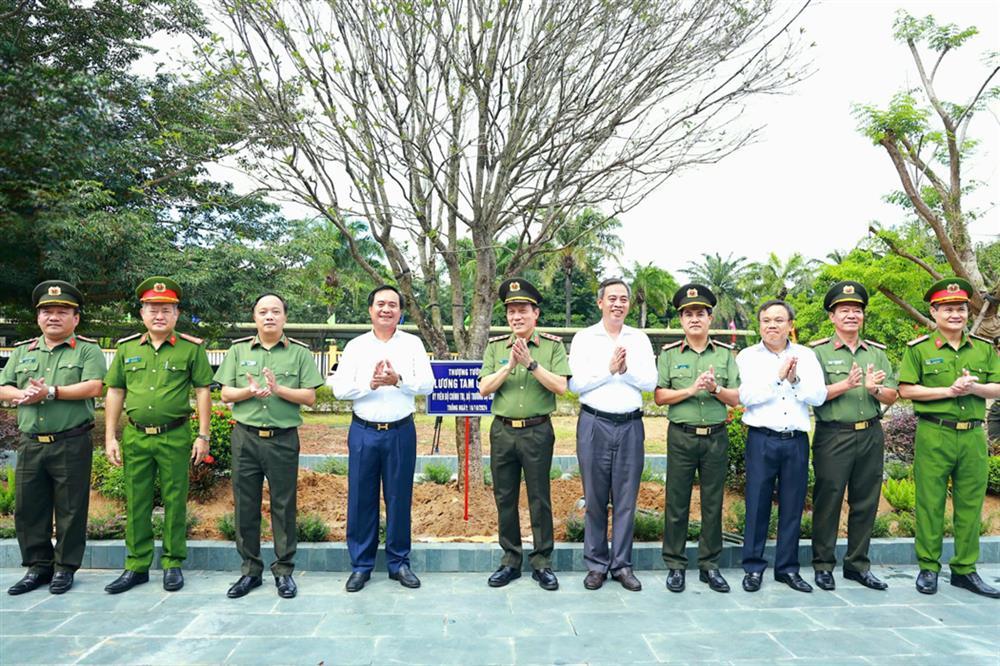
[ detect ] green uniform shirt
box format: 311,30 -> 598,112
213,334 -> 324,428
812,336 -> 897,423
898,331 -> 1000,420
656,338 -> 740,425
0,334 -> 106,434
105,331 -> 214,424
479,331 -> 571,419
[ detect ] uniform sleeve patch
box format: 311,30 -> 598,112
907,334 -> 930,347
178,332 -> 204,345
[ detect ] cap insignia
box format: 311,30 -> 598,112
946,283 -> 959,293
843,285 -> 855,294
153,282 -> 167,293
509,281 -> 520,292
686,288 -> 698,298
48,286 -> 62,296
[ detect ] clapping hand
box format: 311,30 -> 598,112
694,365 -> 717,393
865,363 -> 887,395
511,338 -> 533,368
247,372 -> 271,399
609,347 -> 627,375
844,362 -> 863,390
370,359 -> 401,389
263,367 -> 279,394
13,378 -> 48,406
949,368 -> 979,397
778,356 -> 799,383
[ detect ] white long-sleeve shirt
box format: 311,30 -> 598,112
736,340 -> 826,433
568,322 -> 657,413
327,329 -> 434,422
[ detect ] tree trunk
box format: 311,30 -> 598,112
564,269 -> 573,327
640,301 -> 648,328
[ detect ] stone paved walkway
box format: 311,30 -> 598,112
1,566 -> 997,665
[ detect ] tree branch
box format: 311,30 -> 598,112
877,286 -> 933,329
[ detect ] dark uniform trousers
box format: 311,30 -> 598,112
577,410 -> 644,573
346,416 -> 416,574
490,418 -> 555,569
231,424 -> 300,577
743,427 -> 809,575
14,431 -> 93,573
810,422 -> 884,574
662,423 -> 728,570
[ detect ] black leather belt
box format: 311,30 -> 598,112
496,415 -> 550,429
918,415 -> 983,431
749,426 -> 804,440
27,422 -> 94,443
581,404 -> 643,423
237,422 -> 295,439
817,417 -> 880,431
671,421 -> 727,436
352,414 -> 413,431
129,416 -> 188,436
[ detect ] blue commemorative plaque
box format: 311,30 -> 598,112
427,360 -> 492,416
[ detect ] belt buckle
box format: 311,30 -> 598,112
144,426 -> 159,435
376,423 -> 389,431
695,427 -> 710,436
956,421 -> 972,431
37,434 -> 55,443
511,419 -> 525,428
854,421 -> 869,431
258,429 -> 273,438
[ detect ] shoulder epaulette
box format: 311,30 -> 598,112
808,337 -> 830,348
116,332 -> 142,346
13,338 -> 35,347
230,336 -> 254,345
970,333 -> 994,345
539,332 -> 562,342
75,335 -> 98,344
288,337 -> 310,348
907,334 -> 930,347
711,339 -> 734,350
178,332 -> 204,345
661,340 -> 683,351
488,334 -> 509,343
865,339 -> 886,350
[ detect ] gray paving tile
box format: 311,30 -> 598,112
911,602 -> 1000,627
53,611 -> 196,637
0,636 -> 101,664
515,635 -> 659,664
801,605 -> 940,629
225,636 -> 376,665
315,612 -> 446,637
181,611 -> 325,637
393,590 -> 509,615
621,587 -> 747,611
687,608 -> 821,633
862,656 -> 1000,666
568,609 -> 697,634
891,626 -> 1000,656
445,612 -> 575,638
732,660 -> 868,666
29,591 -> 166,613
774,628 -> 923,658
732,587 -> 850,610
645,631 -> 794,662
79,637 -> 241,664
154,592 -> 278,613
375,636 -> 514,664
0,610 -> 76,635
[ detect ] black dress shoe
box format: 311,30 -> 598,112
227,575 -> 262,598
915,569 -> 938,595
163,567 -> 184,592
814,571 -> 835,591
699,569 -> 730,593
275,575 -> 298,598
611,567 -> 642,592
742,572 -> 763,592
843,568 -> 887,591
487,566 -> 521,588
389,565 -> 421,589
775,572 -> 813,593
583,570 -> 606,590
49,571 -> 74,595
532,568 -> 559,591
665,569 -> 685,593
345,571 -> 370,593
7,570 -> 53,596
105,570 -> 149,594
950,572 -> 1000,599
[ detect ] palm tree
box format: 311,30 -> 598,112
681,252 -> 752,328
745,252 -> 815,302
626,261 -> 677,328
538,209 -> 623,326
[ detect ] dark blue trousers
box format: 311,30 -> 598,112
346,416 -> 416,574
742,427 -> 809,576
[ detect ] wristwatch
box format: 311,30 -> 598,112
395,374 -> 404,388
712,384 -> 722,395
46,385 -> 57,401
527,360 -> 539,372
196,434 -> 210,443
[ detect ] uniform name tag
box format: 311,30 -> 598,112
19,357 -> 35,364
827,360 -> 845,366
499,359 -> 508,365
125,356 -> 142,364
925,358 -> 944,365
674,364 -> 689,369
240,360 -> 258,367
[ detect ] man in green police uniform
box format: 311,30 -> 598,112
103,276 -> 214,594
809,281 -> 898,591
215,293 -> 324,599
898,277 -> 1000,598
479,278 -> 570,591
2,281 -> 106,595
654,284 -> 740,593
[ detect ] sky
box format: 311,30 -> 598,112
619,0 -> 1000,278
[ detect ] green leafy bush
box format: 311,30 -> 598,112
189,407 -> 235,476
988,456 -> 1000,495
97,461 -> 128,502
884,460 -> 913,481
423,462 -> 452,484
686,520 -> 702,540
0,467 -> 15,515
882,478 -> 916,513
152,512 -> 199,539
483,468 -> 493,487
640,466 -> 665,485
297,513 -> 330,542
891,511 -> 916,537
0,516 -> 14,538
563,514 -> 585,542
799,512 -> 813,538
314,458 -> 348,476
725,407 -> 747,490
871,513 -> 893,538
217,513 -> 237,541
633,509 -> 664,541
549,465 -> 562,481
87,512 -> 127,540
724,500 -> 746,535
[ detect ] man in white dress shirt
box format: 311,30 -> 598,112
569,278 -> 656,591
736,299 -> 826,593
329,285 -> 434,592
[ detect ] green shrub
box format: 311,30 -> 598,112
799,512 -> 813,538
640,466 -> 665,485
981,511 -> 998,536
633,509 -> 664,541
686,520 -> 702,541
563,514 -> 585,542
152,512 -> 200,539
884,460 -> 912,481
725,407 -> 747,490
297,513 -> 330,542
549,466 -> 562,481
871,513 -> 893,538
483,468 -> 493,487
882,478 -> 916,513
0,467 -> 15,515
891,511 -> 916,537
988,456 -> 1000,495
91,451 -> 112,487
568,466 -> 581,480
767,505 -> 778,538
217,513 -> 237,541
98,462 -> 128,502
87,512 -> 127,540
0,516 -> 14,538
314,458 -> 348,476
724,500 -> 746,535
189,407 -> 235,476
423,462 -> 452,484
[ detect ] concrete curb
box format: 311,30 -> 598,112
2,537 -> 996,572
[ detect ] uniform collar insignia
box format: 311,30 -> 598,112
168,335 -> 176,346
139,333 -> 149,345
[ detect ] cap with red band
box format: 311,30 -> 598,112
135,276 -> 182,304
923,276 -> 972,305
